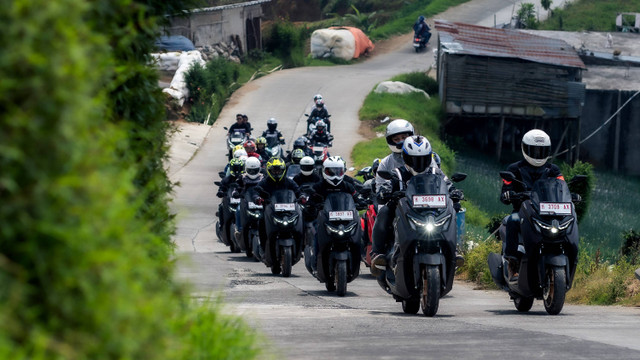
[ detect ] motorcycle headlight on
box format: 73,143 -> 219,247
407,213 -> 451,233
325,222 -> 358,238
532,217 -> 573,237
273,213 -> 299,227
247,210 -> 262,219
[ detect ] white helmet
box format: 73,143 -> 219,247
322,156 -> 346,186
233,149 -> 248,159
300,156 -> 315,176
244,157 -> 262,180
402,135 -> 433,175
315,120 -> 327,132
314,94 -> 323,102
522,129 -> 551,167
267,117 -> 278,131
385,119 -> 415,153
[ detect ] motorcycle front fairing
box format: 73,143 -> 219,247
517,178 -> 579,296
389,173 -> 457,299
263,189 -> 303,266
316,192 -> 361,283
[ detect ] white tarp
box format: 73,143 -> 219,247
151,52 -> 182,71
374,81 -> 430,99
160,50 -> 205,106
310,28 -> 356,60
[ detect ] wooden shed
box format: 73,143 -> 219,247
435,20 -> 587,161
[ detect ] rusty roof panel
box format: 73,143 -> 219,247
435,20 -> 586,69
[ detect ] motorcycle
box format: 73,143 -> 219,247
305,114 -> 331,136
235,187 -> 264,259
224,128 -> 248,160
375,170 -> 466,316
257,189 -> 304,277
487,171 -> 585,315
214,182 -> 241,253
413,32 -> 431,53
305,192 -> 362,296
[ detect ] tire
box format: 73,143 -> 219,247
514,295 -> 534,312
336,260 -> 347,296
326,270 -> 336,292
281,246 -> 292,278
543,266 -> 566,315
420,265 -> 441,317
271,255 -> 281,275
414,47 -> 420,53
245,232 -> 256,259
402,299 -> 420,314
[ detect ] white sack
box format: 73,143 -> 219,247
151,52 -> 182,71
374,81 -> 430,99
162,50 -> 205,106
310,29 -> 356,60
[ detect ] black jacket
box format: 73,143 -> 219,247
228,122 -> 251,134
254,177 -> 301,201
217,174 -> 241,197
501,160 -> 563,211
309,179 -> 357,206
309,130 -> 333,145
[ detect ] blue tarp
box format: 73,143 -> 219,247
155,35 -> 195,51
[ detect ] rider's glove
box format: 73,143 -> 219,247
571,193 -> 582,203
216,190 -> 225,198
254,197 -> 264,205
500,191 -> 516,203
232,191 -> 241,198
450,189 -> 464,202
298,195 -> 308,205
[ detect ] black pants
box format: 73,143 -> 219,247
504,213 -> 520,259
371,203 -> 396,255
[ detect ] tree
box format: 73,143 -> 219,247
516,3 -> 539,29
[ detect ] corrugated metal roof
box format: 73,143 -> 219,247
191,0 -> 271,14
435,20 -> 586,69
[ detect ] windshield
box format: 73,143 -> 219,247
231,130 -> 245,138
323,192 -> 356,214
286,164 -> 301,179
530,178 -> 572,209
271,189 -> 296,204
405,172 -> 448,198
265,133 -> 280,147
244,187 -> 260,202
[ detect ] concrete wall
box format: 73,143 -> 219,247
580,90 -> 640,175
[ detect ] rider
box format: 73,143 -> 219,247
500,129 -> 564,282
286,148 -> 305,166
243,140 -> 262,161
262,117 -> 285,147
293,156 -> 321,187
308,120 -> 333,146
228,113 -> 251,135
308,99 -> 331,132
292,136 -> 312,157
233,157 -> 264,242
413,15 -> 432,44
370,135 -> 461,275
216,158 -> 245,231
242,114 -> 251,130
255,136 -> 270,162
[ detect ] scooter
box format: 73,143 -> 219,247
224,128 -> 248,160
413,32 -> 431,53
376,170 -> 466,316
236,187 -> 264,259
487,171 -> 585,315
305,192 -> 362,296
214,182 -> 241,253
257,189 -> 304,277
310,142 -> 330,173
305,114 -> 331,136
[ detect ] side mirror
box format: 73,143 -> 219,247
569,174 -> 588,185
451,173 -> 467,183
218,171 -> 226,178
499,171 -> 517,182
223,126 -> 228,130
214,181 -> 222,186
304,113 -> 309,117
377,170 -> 392,180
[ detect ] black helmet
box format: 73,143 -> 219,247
293,137 -> 307,150
316,120 -> 326,133
267,117 -> 277,131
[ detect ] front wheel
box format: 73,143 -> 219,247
514,295 -> 534,312
420,265 -> 441,317
402,299 -> 420,314
281,246 -> 292,277
336,260 -> 347,296
543,266 -> 566,315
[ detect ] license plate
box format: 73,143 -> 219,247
329,211 -> 353,221
232,137 -> 242,142
413,43 -> 420,47
275,203 -> 296,212
412,195 -> 446,208
539,202 -> 572,215
230,198 -> 240,205
312,146 -> 324,152
248,202 -> 263,210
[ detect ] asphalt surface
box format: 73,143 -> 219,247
168,0 -> 640,358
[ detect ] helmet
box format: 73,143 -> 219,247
385,119 -> 415,153
522,129 -> 551,167
243,140 -> 256,153
316,120 -> 326,133
315,99 -> 324,108
244,157 -> 262,180
418,15 -> 425,23
233,144 -> 244,154
293,137 -> 308,150
371,158 -> 381,176
256,136 -> 267,148
402,135 -> 433,175
300,156 -> 315,176
229,158 -> 245,176
291,149 -> 305,164
266,157 -> 286,182
314,94 -> 323,102
322,156 -> 346,186
267,117 -> 278,131
233,149 -> 248,160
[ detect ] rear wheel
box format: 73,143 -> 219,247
281,246 -> 292,277
420,265 -> 441,317
402,299 -> 420,314
336,260 -> 347,296
543,266 -> 566,315
514,295 -> 534,312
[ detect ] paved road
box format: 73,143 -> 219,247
170,0 -> 640,358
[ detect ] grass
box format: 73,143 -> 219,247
540,0 -> 640,31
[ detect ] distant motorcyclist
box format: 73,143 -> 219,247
228,113 -> 251,135
500,129 -> 565,281
308,120 -> 333,146
242,114 -> 252,131
286,148 -> 306,166
243,140 -> 262,161
308,99 -> 331,132
370,135 -> 459,275
255,136 -> 270,162
233,157 -> 264,242
413,15 -> 432,44
293,156 -> 321,187
216,158 -> 245,230
292,136 -> 312,157
262,117 -> 285,146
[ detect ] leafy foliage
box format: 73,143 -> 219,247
516,3 -> 539,29
458,236 -> 501,288
621,230 -> 640,265
263,20 -> 308,68
560,160 -> 595,223
540,0 -> 640,32
184,59 -> 240,124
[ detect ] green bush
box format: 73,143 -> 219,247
263,20 -> 308,68
185,59 -> 240,124
458,235 -> 501,288
560,160 -> 595,223
621,229 -> 640,265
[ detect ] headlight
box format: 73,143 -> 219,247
325,222 -> 357,237
248,210 -> 262,218
533,218 -> 571,237
408,213 -> 451,233
229,206 -> 238,213
273,214 -> 298,226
